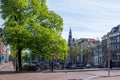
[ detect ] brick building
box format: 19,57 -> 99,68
0,28 -> 8,63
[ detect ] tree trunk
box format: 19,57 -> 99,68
18,49 -> 22,71
83,55 -> 84,67
15,53 -> 18,71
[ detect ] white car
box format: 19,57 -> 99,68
86,64 -> 91,68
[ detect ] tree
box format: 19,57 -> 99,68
0,0 -> 32,70
0,0 -> 68,71
27,24 -> 67,59
71,45 -> 79,64
82,44 -> 89,56
81,43 -> 89,66
9,47 -> 17,61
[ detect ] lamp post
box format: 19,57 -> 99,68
107,33 -> 110,76
51,42 -> 55,72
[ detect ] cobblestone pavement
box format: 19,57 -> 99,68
1,62 -> 120,80
0,62 -> 15,71
0,72 -> 93,80
0,62 -> 92,80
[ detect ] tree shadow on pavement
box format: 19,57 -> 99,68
0,71 -> 16,75
0,70 -> 43,75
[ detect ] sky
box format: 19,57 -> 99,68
1,1 -> 120,41
46,0 -> 120,41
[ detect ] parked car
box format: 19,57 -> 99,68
64,63 -> 71,69
75,64 -> 84,69
22,61 -> 45,71
86,63 -> 91,68
69,64 -> 76,69
28,61 -> 42,71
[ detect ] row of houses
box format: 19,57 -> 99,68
102,25 -> 120,67
67,25 -> 120,68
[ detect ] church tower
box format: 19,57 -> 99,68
67,28 -> 73,64
68,28 -> 72,47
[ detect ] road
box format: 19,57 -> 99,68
1,62 -> 120,80
0,62 -> 92,80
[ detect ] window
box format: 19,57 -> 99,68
117,53 -> 120,62
110,45 -> 112,50
117,44 -> 119,49
114,44 -> 116,50
117,36 -> 119,42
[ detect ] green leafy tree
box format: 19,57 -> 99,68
0,0 -> 68,71
9,47 -> 17,61
0,0 -> 31,70
71,45 -> 79,64
81,43 -> 89,66
29,27 -> 67,59
83,45 -> 89,56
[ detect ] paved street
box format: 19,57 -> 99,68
1,62 -> 120,80
0,62 -> 92,80
83,69 -> 120,80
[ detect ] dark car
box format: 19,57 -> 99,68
75,64 -> 84,69
22,61 -> 43,71
28,61 -> 42,71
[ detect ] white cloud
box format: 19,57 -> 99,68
47,0 -> 120,41
0,0 -> 120,41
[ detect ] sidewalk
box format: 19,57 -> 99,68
83,70 -> 120,80
0,62 -> 15,71
92,76 -> 120,80
0,62 -> 8,70
1,63 -> 120,80
45,68 -> 101,73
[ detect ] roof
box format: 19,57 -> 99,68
80,38 -> 96,44
110,25 -> 120,33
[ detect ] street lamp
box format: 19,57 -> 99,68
51,42 -> 55,72
107,33 -> 110,76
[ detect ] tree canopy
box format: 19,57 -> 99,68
0,0 -> 68,70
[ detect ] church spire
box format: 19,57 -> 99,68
68,28 -> 72,46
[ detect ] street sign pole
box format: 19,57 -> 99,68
107,33 -> 110,77
51,52 -> 55,72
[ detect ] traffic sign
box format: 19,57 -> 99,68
1,55 -> 5,61
51,52 -> 55,57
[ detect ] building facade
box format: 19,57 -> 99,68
94,41 -> 103,67
102,34 -> 108,67
71,37 -> 97,66
109,25 -> 120,67
0,38 -> 7,63
102,25 -> 120,67
0,28 -> 8,63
